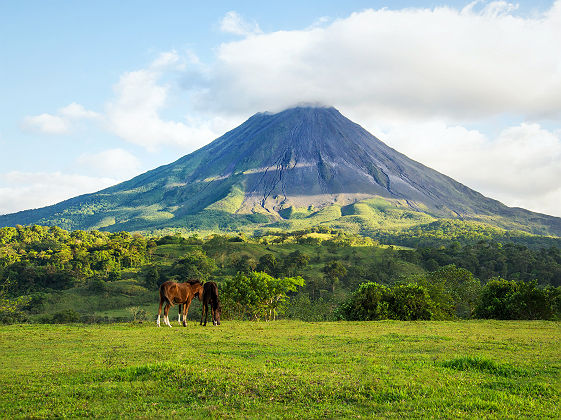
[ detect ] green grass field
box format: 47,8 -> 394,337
1,321 -> 559,418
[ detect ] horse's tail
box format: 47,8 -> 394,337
211,282 -> 221,311
159,283 -> 173,308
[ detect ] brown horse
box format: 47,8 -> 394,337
200,281 -> 221,326
157,280 -> 203,327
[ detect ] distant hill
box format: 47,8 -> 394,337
2,106 -> 561,240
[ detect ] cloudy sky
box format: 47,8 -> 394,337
1,0 -> 560,217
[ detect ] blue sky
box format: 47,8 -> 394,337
1,1 -> 560,217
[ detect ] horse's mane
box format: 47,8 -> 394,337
186,279 -> 202,285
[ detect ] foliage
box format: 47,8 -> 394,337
336,282 -> 390,321
48,309 -> 82,324
222,272 -> 304,321
0,226 -> 150,294
255,254 -> 279,276
0,279 -> 30,324
475,278 -> 560,320
412,265 -> 482,319
322,260 -> 347,293
2,225 -> 561,322
401,240 -> 561,286
170,248 -> 216,281
387,283 -> 434,320
337,282 -> 434,321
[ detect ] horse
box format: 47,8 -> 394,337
200,281 -> 221,326
157,280 -> 203,327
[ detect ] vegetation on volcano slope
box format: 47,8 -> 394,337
0,321 -> 559,418
2,193 -> 561,249
1,225 -> 561,323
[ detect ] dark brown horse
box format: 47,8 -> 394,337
200,281 -> 221,326
157,280 -> 203,327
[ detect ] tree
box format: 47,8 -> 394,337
475,278 -> 555,320
222,272 -> 304,321
322,261 -> 347,293
0,278 -> 30,324
144,264 -> 161,290
171,249 -> 216,281
231,254 -> 257,274
282,250 -> 310,276
388,283 -> 434,320
336,282 -> 390,321
414,265 -> 481,319
256,254 -> 279,276
337,282 -> 434,321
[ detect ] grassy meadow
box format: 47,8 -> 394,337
1,320 -> 560,418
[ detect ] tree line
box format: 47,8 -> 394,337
1,226 -> 560,323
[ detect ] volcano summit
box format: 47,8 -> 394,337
2,106 -> 560,237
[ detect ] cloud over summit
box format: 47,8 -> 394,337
9,1 -> 561,217
199,1 -> 561,121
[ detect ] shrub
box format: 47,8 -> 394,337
49,309 -> 81,323
336,282 -> 390,321
388,283 -> 434,321
475,278 -> 557,320
337,282 -> 434,321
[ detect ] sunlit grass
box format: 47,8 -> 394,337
1,320 -> 559,418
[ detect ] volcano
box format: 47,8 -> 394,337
2,106 -> 560,236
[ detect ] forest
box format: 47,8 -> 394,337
1,225 -> 560,323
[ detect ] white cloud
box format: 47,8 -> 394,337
21,102 -> 100,135
13,2 -> 561,218
105,52 -> 239,151
0,171 -> 117,215
21,113 -> 70,134
376,120 -> 561,217
149,50 -> 186,71
219,11 -> 262,36
195,2 -> 561,121
76,148 -> 142,179
59,102 -> 100,120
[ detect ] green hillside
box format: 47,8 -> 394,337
2,107 -> 561,239
2,225 -> 560,324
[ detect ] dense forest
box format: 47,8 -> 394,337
1,225 -> 560,323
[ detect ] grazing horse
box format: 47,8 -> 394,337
200,281 -> 221,326
157,280 -> 203,327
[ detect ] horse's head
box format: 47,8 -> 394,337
213,303 -> 221,326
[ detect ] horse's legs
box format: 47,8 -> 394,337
157,299 -> 163,327
182,298 -> 193,327
164,303 -> 172,327
178,304 -> 182,325
182,303 -> 187,327
200,302 -> 207,326
211,304 -> 216,326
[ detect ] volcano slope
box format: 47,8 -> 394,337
1,106 -> 560,238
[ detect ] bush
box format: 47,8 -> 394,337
0,279 -> 30,324
475,278 -> 558,320
49,309 -> 81,323
387,283 -> 434,320
336,282 -> 390,321
337,282 -> 434,321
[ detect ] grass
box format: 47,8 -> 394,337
0,320 -> 559,418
